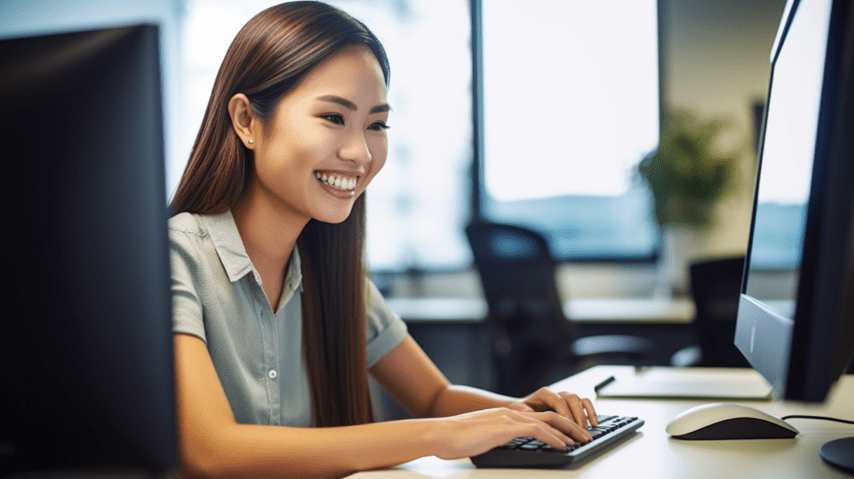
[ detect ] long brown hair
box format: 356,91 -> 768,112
170,1 -> 390,427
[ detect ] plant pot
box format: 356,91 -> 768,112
655,225 -> 708,297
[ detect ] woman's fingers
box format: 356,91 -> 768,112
559,392 -> 598,427
582,396 -> 598,427
531,411 -> 593,442
516,388 -> 599,428
532,388 -> 573,418
436,407 -> 601,460
488,408 -> 585,450
520,420 -> 574,450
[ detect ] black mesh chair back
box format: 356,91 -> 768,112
465,221 -> 573,395
466,221 -> 573,341
466,220 -> 655,395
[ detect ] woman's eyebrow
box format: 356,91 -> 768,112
316,95 -> 391,114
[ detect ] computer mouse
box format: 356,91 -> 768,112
666,403 -> 799,440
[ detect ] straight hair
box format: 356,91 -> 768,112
170,1 -> 390,427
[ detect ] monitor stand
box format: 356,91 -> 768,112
820,437 -> 854,473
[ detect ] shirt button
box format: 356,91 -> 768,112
268,369 -> 278,379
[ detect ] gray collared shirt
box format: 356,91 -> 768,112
169,211 -> 407,427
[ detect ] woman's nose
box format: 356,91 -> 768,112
339,130 -> 372,166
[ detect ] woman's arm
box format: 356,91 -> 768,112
174,333 -> 434,478
370,335 -> 599,426
174,333 -> 588,479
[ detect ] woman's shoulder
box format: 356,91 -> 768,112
169,212 -> 205,236
167,213 -> 213,258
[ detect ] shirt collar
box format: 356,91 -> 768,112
200,210 -> 254,283
285,244 -> 304,294
199,210 -> 303,295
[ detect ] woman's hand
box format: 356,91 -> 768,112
507,388 -> 599,428
430,407 -> 593,460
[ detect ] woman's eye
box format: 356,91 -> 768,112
323,114 -> 344,125
368,121 -> 390,131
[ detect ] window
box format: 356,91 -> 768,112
478,0 -> 661,260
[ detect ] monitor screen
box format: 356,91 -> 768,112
735,1 -> 854,470
736,0 -> 854,420
0,25 -> 176,475
735,0 -> 854,404
736,0 -> 831,399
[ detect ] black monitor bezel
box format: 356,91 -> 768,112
0,24 -> 176,475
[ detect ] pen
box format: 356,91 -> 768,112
594,375 -> 616,393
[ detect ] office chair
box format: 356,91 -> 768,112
465,220 -> 657,397
672,256 -> 750,368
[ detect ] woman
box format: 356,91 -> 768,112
169,2 -> 598,478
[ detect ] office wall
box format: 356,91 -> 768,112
661,0 -> 787,259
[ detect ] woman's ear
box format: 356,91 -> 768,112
228,93 -> 258,149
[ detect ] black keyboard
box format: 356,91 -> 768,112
470,415 -> 644,468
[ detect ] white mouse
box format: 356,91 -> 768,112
666,403 -> 799,440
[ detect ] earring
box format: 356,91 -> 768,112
248,139 -> 254,145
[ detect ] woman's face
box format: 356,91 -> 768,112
248,46 -> 389,225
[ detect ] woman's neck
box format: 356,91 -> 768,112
232,183 -> 308,310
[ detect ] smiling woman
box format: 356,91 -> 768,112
170,0 -> 390,435
167,2 -> 599,478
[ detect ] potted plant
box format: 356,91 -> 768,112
638,109 -> 739,295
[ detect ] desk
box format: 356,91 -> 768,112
386,297 -> 695,324
350,366 -> 854,479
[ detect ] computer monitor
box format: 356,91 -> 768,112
0,25 -> 176,476
734,0 -> 854,471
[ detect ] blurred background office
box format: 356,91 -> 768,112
1,0 -> 791,409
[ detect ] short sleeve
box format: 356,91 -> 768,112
169,218 -> 206,343
365,281 -> 408,367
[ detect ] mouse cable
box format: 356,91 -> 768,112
780,415 -> 854,425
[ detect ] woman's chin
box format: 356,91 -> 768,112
314,207 -> 354,225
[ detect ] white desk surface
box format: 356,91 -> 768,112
386,297 -> 695,324
347,366 -> 854,479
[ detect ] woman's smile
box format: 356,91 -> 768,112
314,170 -> 359,197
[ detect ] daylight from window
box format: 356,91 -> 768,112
482,0 -> 660,201
480,0 -> 661,260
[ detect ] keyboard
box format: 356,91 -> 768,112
470,414 -> 644,468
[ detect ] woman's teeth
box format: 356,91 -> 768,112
315,172 -> 357,191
